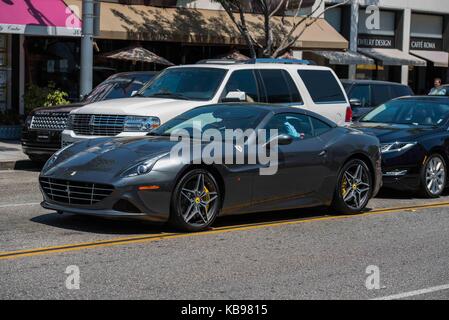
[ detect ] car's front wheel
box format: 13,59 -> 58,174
170,169 -> 221,232
420,154 -> 447,198
331,159 -> 373,214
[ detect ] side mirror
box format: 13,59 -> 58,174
350,98 -> 362,108
264,134 -> 293,148
131,90 -> 138,97
222,91 -> 247,102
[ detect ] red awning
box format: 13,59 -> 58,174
0,0 -> 81,37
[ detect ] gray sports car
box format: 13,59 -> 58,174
39,104 -> 382,232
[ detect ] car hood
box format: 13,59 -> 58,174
33,102 -> 86,114
41,136 -> 180,182
71,97 -> 206,123
352,122 -> 440,143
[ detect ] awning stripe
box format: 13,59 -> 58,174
306,50 -> 375,65
410,50 -> 449,68
358,48 -> 427,67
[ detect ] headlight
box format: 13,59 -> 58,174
26,115 -> 34,128
122,153 -> 168,177
381,142 -> 417,154
123,116 -> 160,132
42,144 -> 73,171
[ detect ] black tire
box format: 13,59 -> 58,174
169,169 -> 221,232
419,154 -> 447,198
331,159 -> 373,214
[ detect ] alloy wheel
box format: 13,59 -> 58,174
341,162 -> 371,211
425,156 -> 446,196
178,172 -> 219,227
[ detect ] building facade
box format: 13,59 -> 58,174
324,0 -> 449,94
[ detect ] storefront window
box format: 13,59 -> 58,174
0,34 -> 10,112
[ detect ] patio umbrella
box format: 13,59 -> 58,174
215,50 -> 249,61
103,46 -> 174,66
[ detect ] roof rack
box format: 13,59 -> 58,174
244,58 -> 315,65
196,59 -> 240,65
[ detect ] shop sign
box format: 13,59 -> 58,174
358,34 -> 395,48
410,37 -> 443,51
0,24 -> 26,34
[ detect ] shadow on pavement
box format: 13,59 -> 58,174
13,160 -> 43,172
30,205 -> 368,235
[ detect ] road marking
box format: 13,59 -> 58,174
372,284 -> 449,300
1,201 -> 449,261
0,202 -> 41,208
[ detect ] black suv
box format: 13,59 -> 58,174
22,71 -> 157,163
341,80 -> 414,120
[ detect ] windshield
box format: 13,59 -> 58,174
138,67 -> 227,101
84,73 -> 155,103
149,105 -> 268,139
361,99 -> 449,126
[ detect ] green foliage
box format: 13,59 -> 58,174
23,82 -> 69,114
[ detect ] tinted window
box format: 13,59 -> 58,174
224,70 -> 260,102
310,117 -> 332,136
391,85 -> 413,98
361,99 -> 449,126
259,70 -> 301,103
298,70 -> 346,104
139,67 -> 227,101
265,113 -> 313,140
349,85 -> 371,108
372,85 -> 392,106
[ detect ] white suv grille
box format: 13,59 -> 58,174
71,114 -> 126,136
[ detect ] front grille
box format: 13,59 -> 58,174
72,114 -> 125,136
30,113 -> 68,130
40,177 -> 114,205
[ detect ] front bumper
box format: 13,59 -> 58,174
380,146 -> 425,192
21,128 -> 61,157
61,130 -> 147,147
39,172 -> 175,223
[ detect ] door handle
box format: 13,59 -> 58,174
319,150 -> 327,157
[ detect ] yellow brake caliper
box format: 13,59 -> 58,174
202,186 -> 210,211
341,175 -> 348,197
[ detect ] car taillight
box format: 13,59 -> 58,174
345,106 -> 353,123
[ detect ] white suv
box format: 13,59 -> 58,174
62,59 -> 351,146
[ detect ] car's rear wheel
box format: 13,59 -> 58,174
331,159 -> 373,214
420,154 -> 446,198
170,169 -> 221,232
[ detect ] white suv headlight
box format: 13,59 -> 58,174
381,142 -> 417,154
123,116 -> 160,132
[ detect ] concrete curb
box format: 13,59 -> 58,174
0,160 -> 17,170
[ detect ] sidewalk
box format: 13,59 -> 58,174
0,140 -> 28,170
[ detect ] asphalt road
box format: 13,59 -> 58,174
1,166 -> 449,300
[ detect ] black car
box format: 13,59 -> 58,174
40,104 -> 382,232
22,71 -> 157,163
353,96 -> 449,198
342,80 -> 414,120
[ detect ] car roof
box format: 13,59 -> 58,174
198,103 -> 337,127
165,63 -> 333,72
108,71 -> 158,78
395,95 -> 449,102
340,79 -> 407,86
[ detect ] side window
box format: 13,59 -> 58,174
310,117 -> 332,136
297,70 -> 346,104
391,85 -> 413,98
265,113 -> 313,140
372,85 -> 392,107
349,85 -> 371,108
259,69 -> 301,103
223,70 -> 260,102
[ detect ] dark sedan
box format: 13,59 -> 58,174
22,71 -> 157,163
353,96 -> 449,197
39,104 -> 381,232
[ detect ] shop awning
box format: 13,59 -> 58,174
64,0 -> 347,49
0,0 -> 81,37
358,48 -> 426,67
306,50 -> 374,65
410,50 -> 449,68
